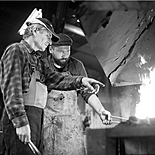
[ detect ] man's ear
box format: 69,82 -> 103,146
32,27 -> 38,36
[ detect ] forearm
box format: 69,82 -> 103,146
79,89 -> 94,103
87,94 -> 112,125
45,70 -> 83,91
87,94 -> 105,115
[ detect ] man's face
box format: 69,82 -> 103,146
33,27 -> 52,51
50,45 -> 71,67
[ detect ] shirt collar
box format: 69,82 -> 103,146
35,51 -> 43,59
21,40 -> 42,58
21,40 -> 34,53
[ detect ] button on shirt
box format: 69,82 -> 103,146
0,40 -> 83,128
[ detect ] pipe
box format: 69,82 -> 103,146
64,23 -> 85,37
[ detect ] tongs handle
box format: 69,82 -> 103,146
111,115 -> 128,120
28,140 -> 42,155
111,120 -> 121,124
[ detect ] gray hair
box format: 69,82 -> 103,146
22,23 -> 45,39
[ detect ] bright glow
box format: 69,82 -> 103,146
18,8 -> 42,35
64,23 -> 85,37
138,53 -> 147,66
76,19 -> 80,23
135,54 -> 155,119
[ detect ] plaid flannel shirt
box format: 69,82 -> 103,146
0,40 -> 83,128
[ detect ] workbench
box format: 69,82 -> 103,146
86,123 -> 155,155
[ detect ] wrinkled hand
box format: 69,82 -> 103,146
99,109 -> 112,125
16,124 -> 31,144
82,77 -> 105,93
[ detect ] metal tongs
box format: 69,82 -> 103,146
111,115 -> 128,124
28,140 -> 42,155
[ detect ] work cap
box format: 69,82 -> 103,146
26,18 -> 59,42
52,33 -> 73,46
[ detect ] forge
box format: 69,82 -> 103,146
86,118 -> 155,155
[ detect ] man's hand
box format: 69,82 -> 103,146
16,124 -> 31,144
99,109 -> 112,125
82,77 -> 105,93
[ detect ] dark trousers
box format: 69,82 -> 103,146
0,111 -> 5,155
0,128 -> 5,155
2,106 -> 43,155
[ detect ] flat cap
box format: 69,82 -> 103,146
52,33 -> 73,46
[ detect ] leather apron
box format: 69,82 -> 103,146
23,70 -> 47,109
43,90 -> 86,155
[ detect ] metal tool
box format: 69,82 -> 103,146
28,140 -> 42,155
111,115 -> 128,121
111,120 -> 121,124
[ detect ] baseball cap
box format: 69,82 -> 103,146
52,33 -> 73,46
26,18 -> 59,42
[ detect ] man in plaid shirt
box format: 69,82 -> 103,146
0,18 -> 105,155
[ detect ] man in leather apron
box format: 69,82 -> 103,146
0,18 -> 106,155
43,33 -> 112,155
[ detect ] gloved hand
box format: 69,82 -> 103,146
98,109 -> 112,125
